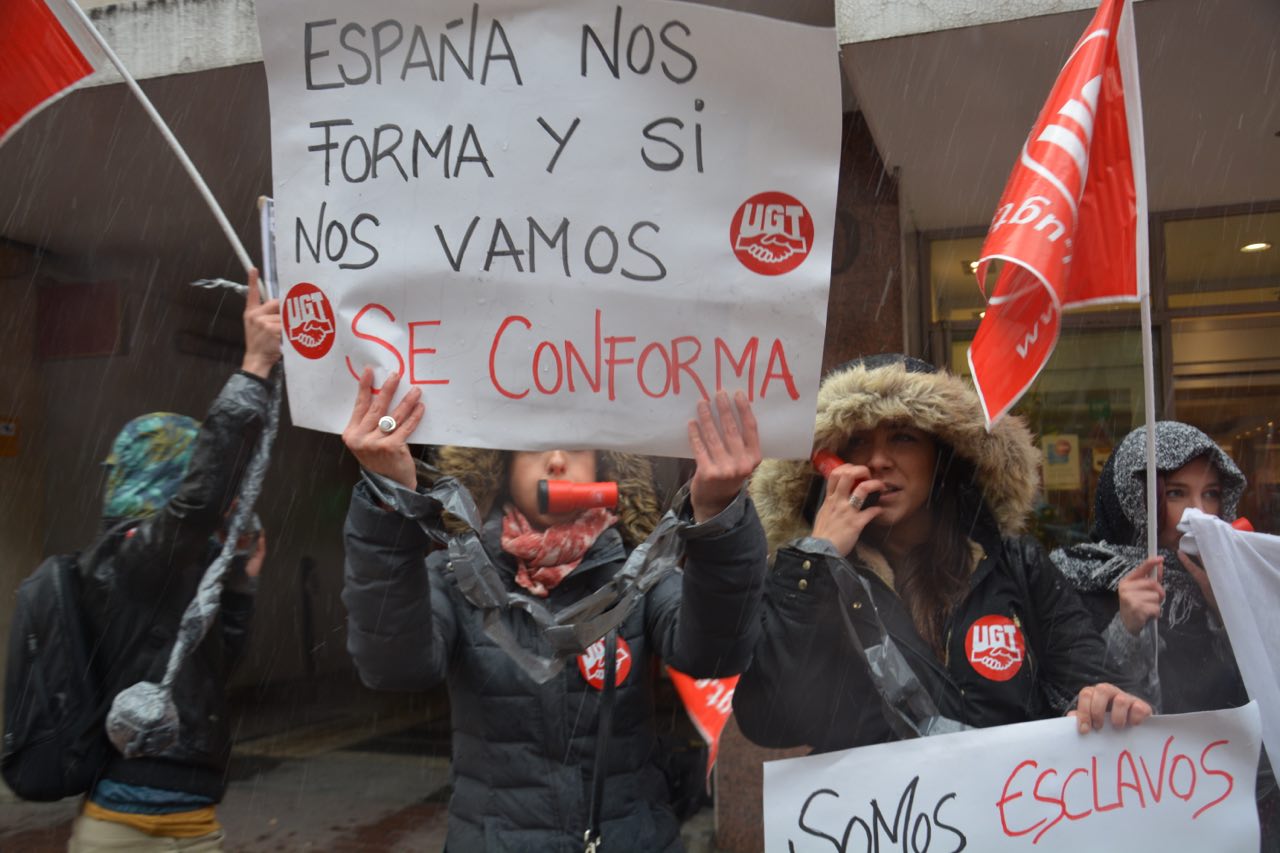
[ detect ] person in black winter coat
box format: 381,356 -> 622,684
69,273 -> 281,852
1050,420 -> 1249,713
1050,421 -> 1280,848
340,369 -> 767,852
733,355 -> 1150,755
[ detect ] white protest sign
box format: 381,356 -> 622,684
255,1 -> 841,457
764,703 -> 1262,852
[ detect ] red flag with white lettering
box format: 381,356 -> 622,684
0,0 -> 106,147
968,0 -> 1148,426
668,669 -> 738,786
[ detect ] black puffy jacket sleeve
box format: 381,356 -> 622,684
342,480 -> 454,691
1014,538 -> 1130,711
644,490 -> 769,678
733,543 -> 893,751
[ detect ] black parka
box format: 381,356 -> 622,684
342,463 -> 767,852
736,534 -> 1116,752
79,371 -> 267,799
733,356 -> 1122,752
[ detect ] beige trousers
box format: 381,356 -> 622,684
67,814 -> 225,852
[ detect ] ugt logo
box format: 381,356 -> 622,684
577,636 -> 632,691
729,191 -> 813,276
284,282 -> 336,360
965,614 -> 1025,682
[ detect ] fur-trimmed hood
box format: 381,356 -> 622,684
427,446 -> 661,549
750,355 -> 1041,555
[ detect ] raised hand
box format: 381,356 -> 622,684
687,391 -> 762,523
341,369 -> 426,489
1117,555 -> 1165,635
241,268 -> 283,378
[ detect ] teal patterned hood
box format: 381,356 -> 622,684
102,413 -> 201,520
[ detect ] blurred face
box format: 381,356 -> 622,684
508,449 -> 598,529
1159,456 -> 1222,551
842,423 -> 938,536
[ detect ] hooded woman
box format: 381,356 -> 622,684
733,355 -> 1148,753
1050,421 -> 1248,714
340,371 -> 767,852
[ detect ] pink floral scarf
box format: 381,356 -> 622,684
500,504 -> 618,597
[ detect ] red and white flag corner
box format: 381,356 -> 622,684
668,669 -> 738,787
967,0 -> 1149,428
1,0 -> 109,147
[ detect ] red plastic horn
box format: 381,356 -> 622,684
811,449 -> 845,479
537,480 -> 619,514
1232,517 -> 1255,533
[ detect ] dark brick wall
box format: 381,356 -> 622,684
822,110 -> 904,371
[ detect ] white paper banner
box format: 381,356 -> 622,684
255,0 -> 841,457
1182,509 -> 1280,773
764,704 -> 1262,852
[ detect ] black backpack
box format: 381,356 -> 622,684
2,552 -> 113,801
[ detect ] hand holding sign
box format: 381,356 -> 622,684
1118,555 -> 1165,635
1068,682 -> 1152,734
241,268 -> 283,379
687,390 -> 761,523
342,370 -> 426,489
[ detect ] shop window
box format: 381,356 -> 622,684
1164,211 -> 1280,310
948,327 -> 1151,549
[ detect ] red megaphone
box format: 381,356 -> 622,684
537,480 -> 619,514
810,449 -> 881,508
811,449 -> 845,479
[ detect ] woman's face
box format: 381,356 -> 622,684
508,449 -> 599,529
842,423 -> 938,534
1158,455 -> 1222,550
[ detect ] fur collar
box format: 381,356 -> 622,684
751,359 -> 1040,556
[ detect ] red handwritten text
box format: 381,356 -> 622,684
996,736 -> 1235,844
487,308 -> 799,402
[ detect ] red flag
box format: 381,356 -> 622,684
0,0 -> 105,146
667,669 -> 738,786
968,0 -> 1148,426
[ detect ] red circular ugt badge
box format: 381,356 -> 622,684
965,615 -> 1025,682
283,282 -> 336,360
578,636 -> 632,690
729,191 -> 814,276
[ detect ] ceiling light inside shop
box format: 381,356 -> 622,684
1239,242 -> 1272,253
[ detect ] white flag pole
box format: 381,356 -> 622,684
1117,0 -> 1159,675
1117,0 -> 1155,558
61,0 -> 255,275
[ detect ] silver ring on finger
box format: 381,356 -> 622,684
848,493 -> 864,511
377,415 -> 397,434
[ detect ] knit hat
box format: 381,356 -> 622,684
1091,421 -> 1245,546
